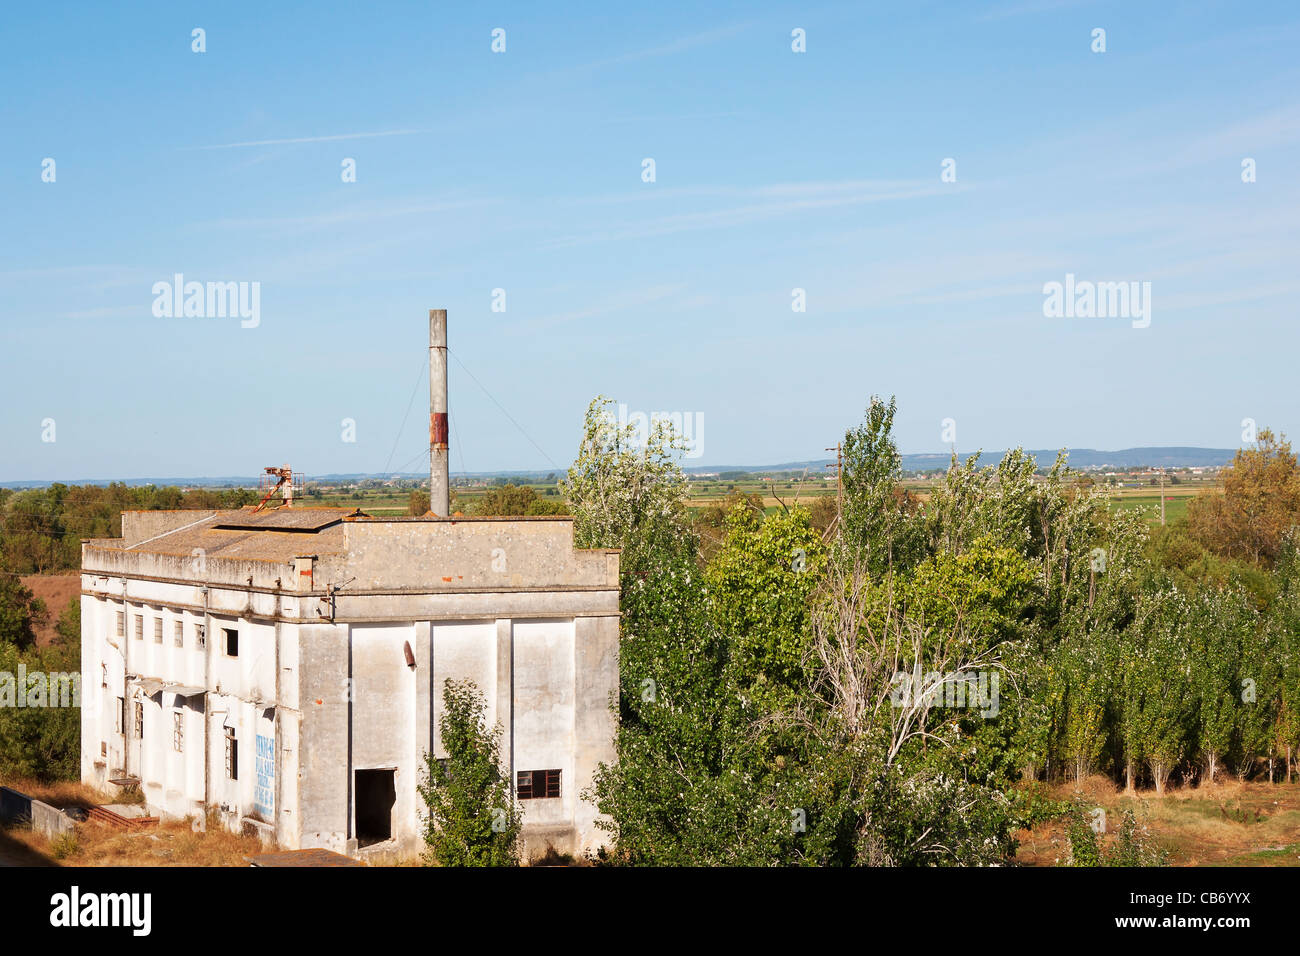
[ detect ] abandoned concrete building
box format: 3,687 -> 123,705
79,311 -> 620,860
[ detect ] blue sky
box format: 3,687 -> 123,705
2,0 -> 1298,481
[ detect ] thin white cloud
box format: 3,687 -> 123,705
974,0 -> 1093,22
505,285 -> 686,334
542,22 -> 756,77
197,196 -> 499,231
183,129 -> 427,151
542,180 -> 961,247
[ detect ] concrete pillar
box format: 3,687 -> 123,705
414,620 -> 432,762
573,615 -> 619,854
297,623 -> 351,853
495,619 -> 513,781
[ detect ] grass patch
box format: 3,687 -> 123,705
1016,779 -> 1300,866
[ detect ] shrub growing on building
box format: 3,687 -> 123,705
419,679 -> 521,866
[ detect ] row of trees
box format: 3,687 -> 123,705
557,396 -> 1300,865
407,484 -> 568,517
0,483 -> 257,574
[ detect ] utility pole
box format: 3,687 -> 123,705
1159,468 -> 1166,526
825,443 -> 842,515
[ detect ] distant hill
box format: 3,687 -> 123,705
1,447 -> 1239,489
687,447 -> 1239,475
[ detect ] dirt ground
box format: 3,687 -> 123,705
20,574 -> 80,647
1015,776 -> 1300,866
7,773 -> 1298,867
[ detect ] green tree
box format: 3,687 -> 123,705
473,483 -> 567,516
1128,599 -> 1197,795
1189,590 -> 1251,783
1186,429 -> 1300,566
418,679 -> 521,866
705,505 -> 827,715
562,396 -> 691,570
0,576 -> 45,651
408,488 -> 430,516
839,396 -> 921,572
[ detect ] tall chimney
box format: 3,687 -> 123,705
429,309 -> 449,516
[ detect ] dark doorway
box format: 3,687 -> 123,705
355,769 -> 395,846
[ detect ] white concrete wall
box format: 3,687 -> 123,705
511,619 -> 577,846
351,623 -> 418,853
430,620 -> 499,757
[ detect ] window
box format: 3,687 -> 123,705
116,697 -> 126,733
153,618 -> 163,643
133,614 -> 143,640
173,711 -> 184,752
196,624 -> 206,649
134,701 -> 143,739
517,769 -> 561,800
174,620 -> 183,648
224,727 -> 238,780
101,741 -> 107,757
223,627 -> 238,657
101,664 -> 107,688
115,611 -> 125,637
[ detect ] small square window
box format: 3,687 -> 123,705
517,769 -> 561,800
223,628 -> 239,657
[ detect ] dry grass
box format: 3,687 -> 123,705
4,814 -> 270,867
1016,776 -> 1300,866
1,777 -> 270,866
0,775 -> 113,809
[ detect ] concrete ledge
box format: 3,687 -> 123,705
1,786 -> 78,840
241,816 -> 276,847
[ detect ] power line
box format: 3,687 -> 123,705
382,355 -> 428,476
449,410 -> 467,477
447,347 -> 563,472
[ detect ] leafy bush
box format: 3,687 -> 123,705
418,679 -> 521,867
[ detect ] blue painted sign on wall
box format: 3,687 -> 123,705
255,734 -> 275,818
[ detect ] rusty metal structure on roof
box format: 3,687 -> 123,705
254,464 -> 300,513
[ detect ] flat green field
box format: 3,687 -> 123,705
303,478 -> 1209,526
1108,492 -> 1194,524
